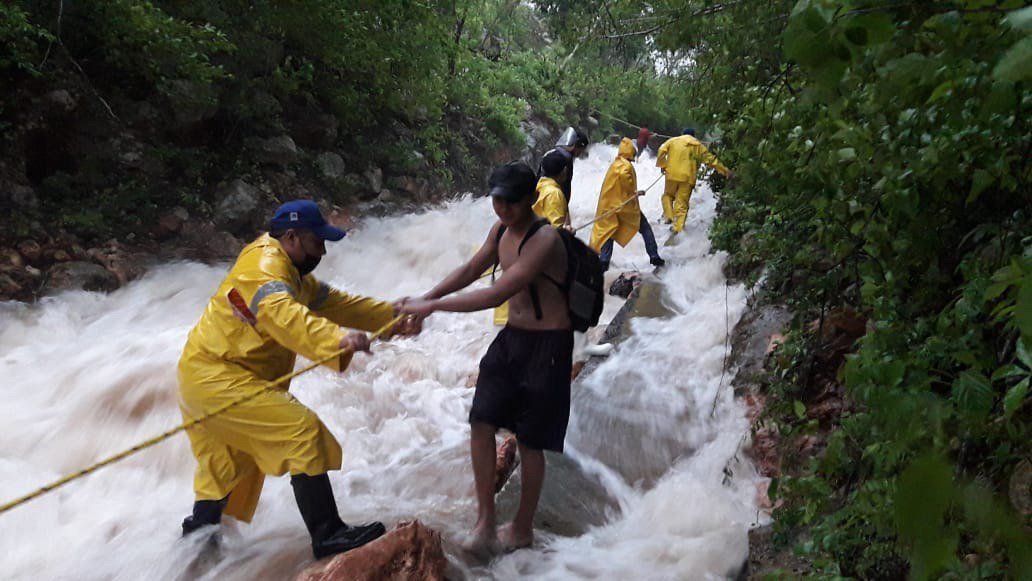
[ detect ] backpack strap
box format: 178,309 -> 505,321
517,219 -> 549,320
493,219 -> 558,321
490,223 -> 506,283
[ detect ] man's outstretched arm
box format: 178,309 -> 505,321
404,226 -> 556,315
422,222 -> 504,300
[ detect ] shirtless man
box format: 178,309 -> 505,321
401,161 -> 572,553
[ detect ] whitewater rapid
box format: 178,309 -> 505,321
0,143 -> 758,580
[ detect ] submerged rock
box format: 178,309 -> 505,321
42,261 -> 119,295
295,521 -> 446,581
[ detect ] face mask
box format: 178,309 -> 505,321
295,253 -> 321,276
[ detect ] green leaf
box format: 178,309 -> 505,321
1004,6 -> 1032,33
895,455 -> 956,577
837,147 -> 856,162
1017,275 -> 1032,339
993,37 -> 1032,82
1017,338 -> 1032,369
845,14 -> 895,46
952,371 -> 994,417
1003,378 -> 1029,418
992,364 -> 1028,382
768,477 -> 780,502
967,169 -> 994,204
794,400 -> 807,419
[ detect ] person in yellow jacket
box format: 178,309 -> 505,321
656,128 -> 733,234
589,138 -> 664,271
177,199 -> 417,560
532,150 -> 571,229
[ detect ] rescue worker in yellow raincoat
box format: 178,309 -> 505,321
177,199 -> 416,559
532,149 -> 571,229
589,138 -> 664,271
657,128 -> 733,235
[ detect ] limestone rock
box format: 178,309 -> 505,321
43,89 -> 77,114
246,135 -> 300,168
155,207 -> 190,239
316,152 -> 347,179
177,220 -> 244,260
43,261 -> 119,295
16,239 -> 42,264
363,166 -> 383,193
295,521 -> 446,581
214,180 -> 265,234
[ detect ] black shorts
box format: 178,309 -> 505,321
470,326 -> 574,452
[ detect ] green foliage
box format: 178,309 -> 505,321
0,3 -> 52,77
681,0 -> 1032,576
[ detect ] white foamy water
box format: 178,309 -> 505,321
0,144 -> 759,580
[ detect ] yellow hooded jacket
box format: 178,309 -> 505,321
656,134 -> 730,183
178,233 -> 395,522
590,138 -> 640,251
532,176 -> 568,228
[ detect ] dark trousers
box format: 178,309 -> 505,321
600,214 -> 660,265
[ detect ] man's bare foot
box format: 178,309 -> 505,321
498,523 -> 533,551
463,520 -> 498,558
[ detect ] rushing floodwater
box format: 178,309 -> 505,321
0,144 -> 759,580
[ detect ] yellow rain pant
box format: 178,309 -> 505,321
179,352 -> 343,522
665,179 -> 696,234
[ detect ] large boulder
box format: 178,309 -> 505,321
316,152 -> 347,180
386,176 -> 430,201
176,220 -> 244,261
290,111 -> 339,150
42,261 -> 119,295
246,135 -> 300,168
363,166 -> 384,193
295,521 -> 447,581
214,179 -> 266,235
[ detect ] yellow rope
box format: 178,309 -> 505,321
0,314 -> 406,516
572,173 -> 664,233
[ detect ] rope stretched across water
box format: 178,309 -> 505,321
0,314 -> 406,517
572,173 -> 664,233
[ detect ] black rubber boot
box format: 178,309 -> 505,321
290,473 -> 386,559
650,256 -> 666,267
182,497 -> 227,536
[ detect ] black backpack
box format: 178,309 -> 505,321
493,219 -> 604,332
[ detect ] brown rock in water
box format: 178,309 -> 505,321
495,436 -> 519,493
17,239 -> 42,263
1,248 -> 24,267
295,520 -> 446,581
42,261 -> 119,294
608,272 -> 641,298
570,360 -> 586,381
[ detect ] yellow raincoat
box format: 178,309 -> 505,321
532,176 -> 568,228
178,233 -> 395,522
656,135 -> 730,233
590,138 -> 640,252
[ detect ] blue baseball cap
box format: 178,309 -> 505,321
269,200 -> 346,241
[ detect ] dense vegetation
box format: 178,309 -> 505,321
670,0 -> 1029,577
3,0 -> 1029,576
0,0 -> 690,241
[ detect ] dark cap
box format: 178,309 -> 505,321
269,200 -> 346,241
682,127 -> 696,136
488,161 -> 537,202
540,150 -> 569,178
